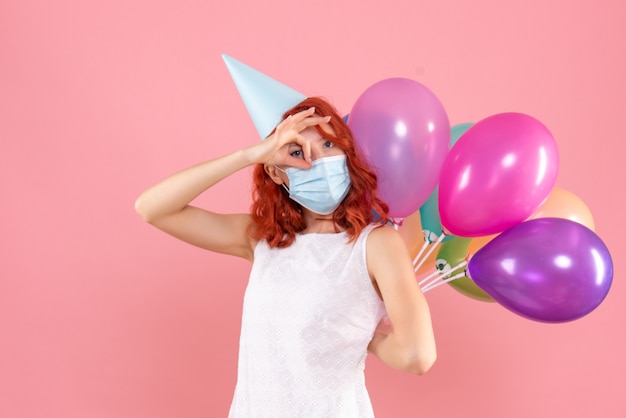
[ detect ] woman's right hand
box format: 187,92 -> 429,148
246,107 -> 331,169
135,106 -> 331,260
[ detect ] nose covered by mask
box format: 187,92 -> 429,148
276,155 -> 351,215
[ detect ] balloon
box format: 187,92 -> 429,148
419,188 -> 449,243
467,218 -> 613,323
396,211 -> 439,275
529,187 -> 595,231
439,113 -> 559,237
436,237 -> 493,302
451,122 -> 474,144
349,78 -> 450,217
419,123 -> 473,242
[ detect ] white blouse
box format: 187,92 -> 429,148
228,224 -> 386,417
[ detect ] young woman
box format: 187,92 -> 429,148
135,97 -> 436,417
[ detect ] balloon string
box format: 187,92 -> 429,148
418,260 -> 467,287
412,240 -> 430,268
414,233 -> 446,273
417,267 -> 443,287
422,271 -> 467,293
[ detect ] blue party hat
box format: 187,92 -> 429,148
222,54 -> 307,139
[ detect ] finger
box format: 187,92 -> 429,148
294,115 -> 332,133
276,134 -> 311,167
274,114 -> 295,132
291,107 -> 316,122
293,133 -> 312,164
284,155 -> 311,169
276,107 -> 315,131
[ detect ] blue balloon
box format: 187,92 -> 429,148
450,122 -> 474,145
419,123 -> 473,242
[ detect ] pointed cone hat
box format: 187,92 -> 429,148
222,54 -> 307,139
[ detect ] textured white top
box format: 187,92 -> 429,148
228,224 -> 387,418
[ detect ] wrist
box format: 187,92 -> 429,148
241,142 -> 269,166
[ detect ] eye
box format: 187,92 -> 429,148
287,142 -> 304,158
323,140 -> 334,148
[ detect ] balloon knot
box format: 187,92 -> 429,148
389,217 -> 404,227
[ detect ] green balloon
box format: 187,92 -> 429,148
436,236 -> 494,302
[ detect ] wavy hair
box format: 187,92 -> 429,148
249,97 -> 389,248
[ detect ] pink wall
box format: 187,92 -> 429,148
2,0 -> 625,417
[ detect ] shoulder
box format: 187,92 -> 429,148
365,224 -> 409,262
366,223 -> 413,271
366,223 -> 405,247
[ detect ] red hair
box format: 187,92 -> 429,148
249,97 -> 389,248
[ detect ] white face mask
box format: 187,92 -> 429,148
276,155 -> 352,215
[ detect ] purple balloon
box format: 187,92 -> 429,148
348,78 -> 450,218
439,112 -> 559,237
468,218 -> 613,323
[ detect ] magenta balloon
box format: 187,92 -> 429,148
467,218 -> 613,323
348,78 -> 450,218
438,112 -> 559,236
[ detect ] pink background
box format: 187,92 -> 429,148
2,0 -> 625,417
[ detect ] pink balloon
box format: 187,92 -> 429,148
439,113 -> 559,237
348,78 -> 450,218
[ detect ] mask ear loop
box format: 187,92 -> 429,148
279,183 -> 302,214
273,166 -> 291,193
